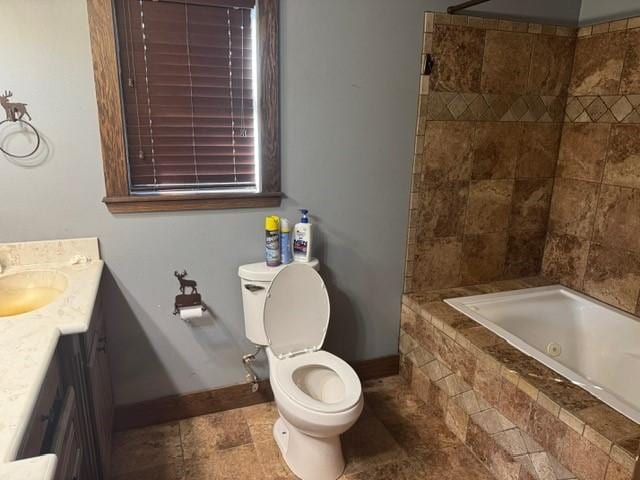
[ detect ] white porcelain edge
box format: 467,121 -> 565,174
0,238 -> 103,480
0,454 -> 57,480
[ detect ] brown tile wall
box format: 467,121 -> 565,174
542,21 -> 640,315
406,12 -> 640,318
405,13 -> 575,294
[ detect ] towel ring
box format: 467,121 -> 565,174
0,118 -> 41,159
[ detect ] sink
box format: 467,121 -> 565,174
0,271 -> 68,317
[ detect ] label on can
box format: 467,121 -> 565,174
266,230 -> 281,266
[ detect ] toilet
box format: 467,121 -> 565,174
238,261 -> 363,480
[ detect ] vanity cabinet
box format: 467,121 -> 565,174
17,293 -> 114,480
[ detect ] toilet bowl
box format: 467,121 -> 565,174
238,262 -> 363,480
268,348 -> 363,480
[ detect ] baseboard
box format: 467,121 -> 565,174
114,354 -> 399,431
352,354 -> 399,381
114,379 -> 274,432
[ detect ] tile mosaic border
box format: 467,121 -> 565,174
425,12 -> 577,38
400,278 -> 639,479
578,17 -> 640,38
425,92 -> 566,123
565,95 -> 640,123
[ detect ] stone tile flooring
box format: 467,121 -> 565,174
112,376 -> 496,479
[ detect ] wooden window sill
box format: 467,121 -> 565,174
103,192 -> 282,214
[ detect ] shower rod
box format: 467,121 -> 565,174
447,0 -> 491,15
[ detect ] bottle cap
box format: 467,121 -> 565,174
265,215 -> 280,231
300,209 -> 309,224
281,218 -> 290,232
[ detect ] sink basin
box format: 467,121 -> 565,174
0,271 -> 68,317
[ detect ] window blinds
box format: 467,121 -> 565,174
115,0 -> 257,192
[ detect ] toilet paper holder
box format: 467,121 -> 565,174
173,270 -> 207,315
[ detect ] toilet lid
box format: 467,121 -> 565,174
263,263 -> 330,359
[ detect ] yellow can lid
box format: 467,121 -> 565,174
265,215 -> 280,231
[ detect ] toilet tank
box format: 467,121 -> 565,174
238,259 -> 320,345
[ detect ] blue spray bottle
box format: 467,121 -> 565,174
280,218 -> 293,264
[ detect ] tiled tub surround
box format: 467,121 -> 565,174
542,17 -> 640,316
404,14 -> 640,480
405,13 -> 576,294
0,239 -> 103,480
400,277 -> 640,480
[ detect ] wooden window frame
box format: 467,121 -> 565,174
86,0 -> 281,213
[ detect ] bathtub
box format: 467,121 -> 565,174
445,285 -> 640,424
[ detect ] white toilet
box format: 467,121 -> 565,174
238,261 -> 363,480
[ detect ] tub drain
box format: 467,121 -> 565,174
546,342 -> 562,357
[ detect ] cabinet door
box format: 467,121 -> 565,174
86,307 -> 114,480
51,387 -> 82,480
59,334 -> 101,479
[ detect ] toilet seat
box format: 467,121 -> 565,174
263,263 -> 361,413
273,350 -> 362,414
263,263 -> 330,358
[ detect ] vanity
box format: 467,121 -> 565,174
0,238 -> 111,480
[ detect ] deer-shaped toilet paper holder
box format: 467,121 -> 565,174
173,270 -> 207,315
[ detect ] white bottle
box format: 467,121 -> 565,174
293,209 -> 313,262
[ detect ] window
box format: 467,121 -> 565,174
86,0 -> 280,213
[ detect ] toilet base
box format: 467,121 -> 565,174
273,416 -> 345,480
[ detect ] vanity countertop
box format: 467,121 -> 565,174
0,455 -> 57,480
0,238 -> 103,480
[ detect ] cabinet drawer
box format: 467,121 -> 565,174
19,354 -> 62,458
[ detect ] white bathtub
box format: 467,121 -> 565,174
445,285 -> 640,424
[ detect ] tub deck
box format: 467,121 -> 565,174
401,277 -> 640,480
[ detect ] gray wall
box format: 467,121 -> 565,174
579,0 -> 640,25
1,0 -> 581,406
468,0 -> 581,25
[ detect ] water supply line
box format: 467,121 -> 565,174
243,345 -> 264,392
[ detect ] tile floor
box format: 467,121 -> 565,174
112,376 -> 496,479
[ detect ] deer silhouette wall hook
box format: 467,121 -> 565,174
0,89 -> 41,159
0,91 -> 31,122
